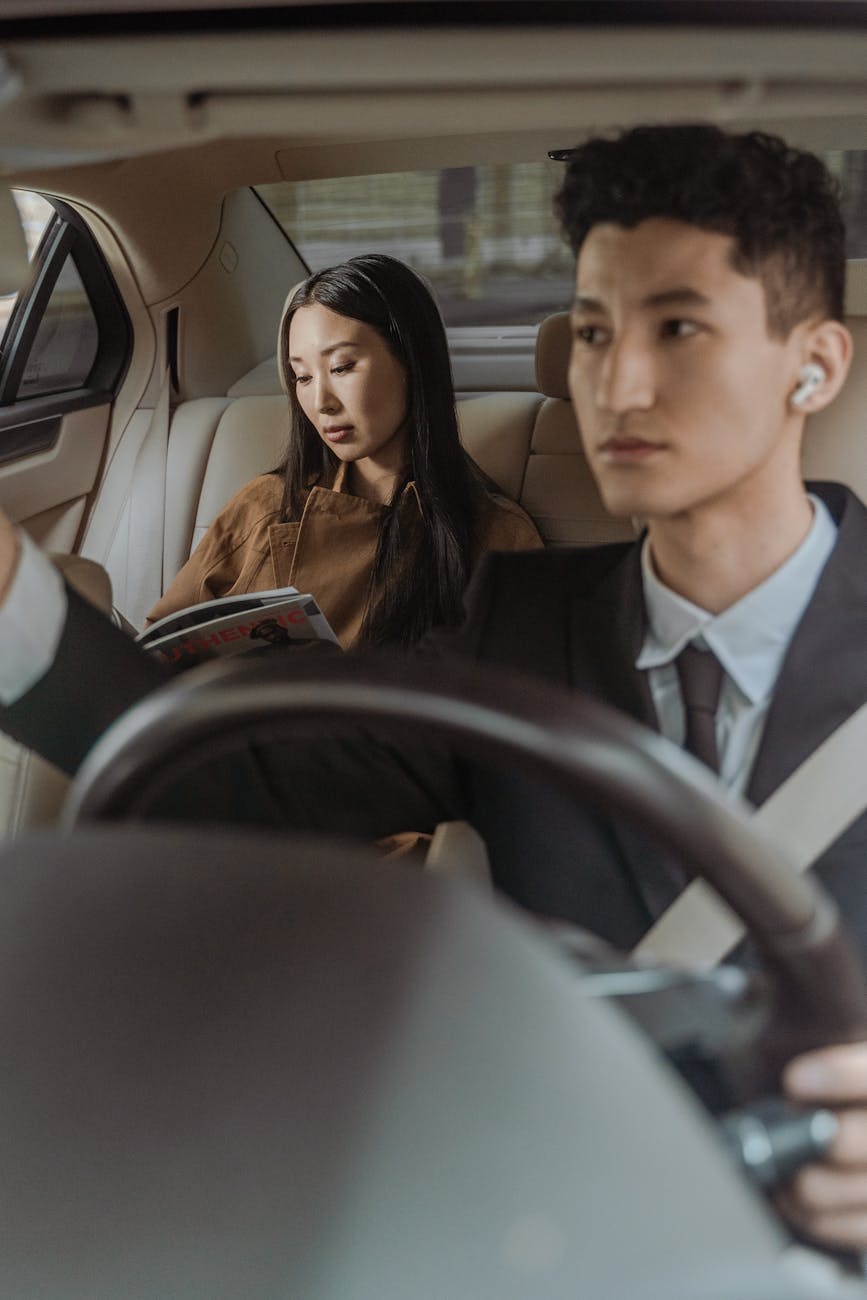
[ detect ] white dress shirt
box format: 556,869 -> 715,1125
636,495 -> 838,796
0,530 -> 67,705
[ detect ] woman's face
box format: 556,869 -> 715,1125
287,302 -> 409,480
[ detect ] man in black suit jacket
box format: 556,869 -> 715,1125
0,124 -> 866,1252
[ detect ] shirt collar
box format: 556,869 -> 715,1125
636,494 -> 838,704
331,460 -> 351,492
329,461 -> 422,512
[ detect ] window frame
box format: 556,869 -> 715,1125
0,196 -> 132,465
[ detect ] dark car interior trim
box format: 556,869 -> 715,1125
3,0 -> 867,39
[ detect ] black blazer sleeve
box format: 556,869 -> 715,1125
0,585 -> 169,775
0,582 -> 470,838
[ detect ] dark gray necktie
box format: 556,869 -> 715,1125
675,644 -> 725,773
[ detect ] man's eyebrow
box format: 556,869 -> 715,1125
642,287 -> 711,310
571,287 -> 711,314
288,341 -> 359,362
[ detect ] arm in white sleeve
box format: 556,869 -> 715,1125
0,530 -> 67,704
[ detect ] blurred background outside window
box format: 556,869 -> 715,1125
0,191 -> 54,337
257,151 -> 867,330
257,161 -> 575,328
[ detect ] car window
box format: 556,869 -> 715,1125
827,149 -> 867,257
258,150 -> 867,332
17,250 -> 99,400
0,191 -> 131,465
256,161 -> 575,328
0,190 -> 54,341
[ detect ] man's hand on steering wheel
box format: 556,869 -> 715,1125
776,1042 -> 867,1252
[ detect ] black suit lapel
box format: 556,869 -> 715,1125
747,484 -> 867,805
569,540 -> 690,925
568,540 -> 656,726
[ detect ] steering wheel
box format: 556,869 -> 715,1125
63,650 -> 867,1074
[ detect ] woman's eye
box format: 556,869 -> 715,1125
293,374 -> 311,386
661,319 -> 699,339
331,361 -> 355,375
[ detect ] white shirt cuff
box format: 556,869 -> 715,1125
0,530 -> 67,705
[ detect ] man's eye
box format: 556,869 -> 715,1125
661,319 -> 699,339
574,325 -> 609,347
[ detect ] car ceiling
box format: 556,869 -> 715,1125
0,2 -> 865,305
2,20 -> 867,171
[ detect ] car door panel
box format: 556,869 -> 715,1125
0,401 -> 110,538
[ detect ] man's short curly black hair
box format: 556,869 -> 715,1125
555,124 -> 846,337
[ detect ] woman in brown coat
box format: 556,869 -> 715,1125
147,254 -> 541,649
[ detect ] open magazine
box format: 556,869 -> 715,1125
133,585 -> 339,666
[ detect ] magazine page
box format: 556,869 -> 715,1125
140,591 -> 338,666
137,584 -> 302,644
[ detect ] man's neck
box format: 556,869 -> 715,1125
646,481 -> 815,614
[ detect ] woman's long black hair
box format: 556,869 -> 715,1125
275,253 -> 489,649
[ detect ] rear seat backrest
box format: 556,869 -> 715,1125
456,316 -> 636,546
453,393 -> 542,502
180,396 -> 289,563
454,317 -> 636,546
177,388 -> 547,569
167,319 -> 636,578
521,313 -> 636,546
97,306 -> 867,623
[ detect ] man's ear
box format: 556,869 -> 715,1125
794,319 -> 853,414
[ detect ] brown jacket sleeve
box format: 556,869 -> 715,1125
476,492 -> 543,557
146,475 -> 282,627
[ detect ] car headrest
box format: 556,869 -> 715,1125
535,312 -> 571,401
227,279 -> 307,398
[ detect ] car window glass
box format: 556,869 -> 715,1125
256,162 -> 575,327
0,190 -> 54,341
258,150 -> 867,328
17,251 -> 99,400
826,150 -> 867,257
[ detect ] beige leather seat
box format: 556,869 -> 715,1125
522,312 -> 637,545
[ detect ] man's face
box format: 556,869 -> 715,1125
568,218 -> 807,522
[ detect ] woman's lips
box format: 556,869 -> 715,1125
323,425 -> 354,443
597,437 -> 664,461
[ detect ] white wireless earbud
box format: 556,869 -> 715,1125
789,362 -> 826,409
